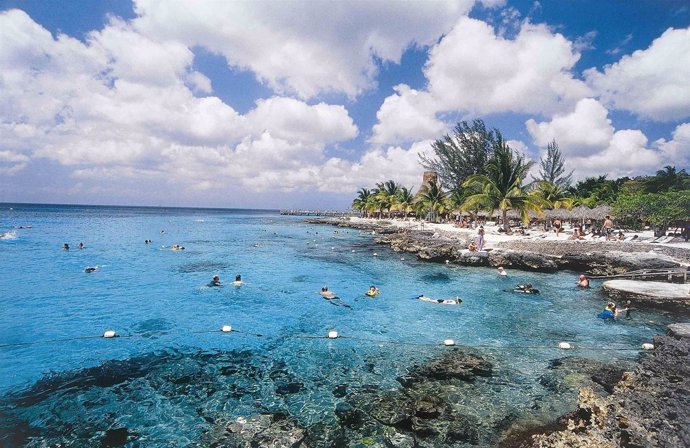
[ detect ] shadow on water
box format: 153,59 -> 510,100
420,271 -> 452,283
176,260 -> 229,273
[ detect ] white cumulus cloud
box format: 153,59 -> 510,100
585,27 -> 690,121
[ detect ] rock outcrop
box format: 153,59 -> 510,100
602,280 -> 690,311
518,328 -> 690,447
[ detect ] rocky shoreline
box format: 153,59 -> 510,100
307,218 -> 689,277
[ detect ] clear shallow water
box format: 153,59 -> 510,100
0,204 -> 671,446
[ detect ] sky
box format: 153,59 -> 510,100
1,0 -> 689,209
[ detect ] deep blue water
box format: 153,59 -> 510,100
0,204 -> 671,446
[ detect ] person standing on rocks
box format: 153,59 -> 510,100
602,215 -> 614,241
476,226 -> 485,251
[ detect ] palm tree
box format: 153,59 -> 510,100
374,180 -> 400,218
644,166 -> 690,193
462,142 -> 540,231
352,188 -> 372,217
416,181 -> 448,222
532,181 -> 574,210
395,186 -> 415,219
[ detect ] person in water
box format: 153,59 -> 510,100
210,275 -> 222,287
417,295 -> 462,304
84,266 -> 97,273
63,243 -> 70,250
598,302 -> 629,320
366,286 -> 380,297
515,283 -> 539,294
577,274 -> 590,288
233,274 -> 243,286
78,242 -> 85,249
321,286 -> 335,299
497,266 -> 507,276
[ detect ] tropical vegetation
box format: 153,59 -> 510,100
352,120 -> 690,233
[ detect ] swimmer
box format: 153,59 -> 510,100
577,274 -> 590,288
320,286 -> 335,299
497,266 -> 507,276
514,284 -> 540,294
233,274 -> 243,286
365,286 -> 380,297
598,301 -> 630,320
209,275 -> 222,287
417,295 -> 462,305
84,266 -> 98,273
160,229 -> 165,234
171,244 -> 185,250
63,243 -> 70,250
78,242 -> 85,249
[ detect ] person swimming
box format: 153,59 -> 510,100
84,266 -> 98,273
514,284 -> 540,294
209,275 -> 222,287
78,242 -> 85,249
577,274 -> 590,288
63,243 -> 70,250
365,286 -> 380,297
598,301 -> 630,320
233,274 -> 243,286
321,286 -> 335,299
497,266 -> 507,276
417,295 -> 462,305
171,244 -> 185,250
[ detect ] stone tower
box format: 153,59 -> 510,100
422,171 -> 439,189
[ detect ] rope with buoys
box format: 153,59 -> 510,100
0,326 -> 656,352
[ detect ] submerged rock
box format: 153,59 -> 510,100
208,413 -> 306,448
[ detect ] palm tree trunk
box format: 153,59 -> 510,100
502,208 -> 509,232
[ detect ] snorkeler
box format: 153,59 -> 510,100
417,295 -> 462,305
84,266 -> 98,273
209,275 -> 222,287
63,243 -> 70,250
514,284 -> 540,294
321,286 -> 335,299
233,274 -> 243,286
365,286 -> 380,297
78,242 -> 85,249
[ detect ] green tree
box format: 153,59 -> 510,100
613,191 -> 690,236
419,119 -> 501,192
532,181 -> 574,210
533,140 -> 573,188
352,188 -> 372,217
395,186 -> 415,218
569,176 -> 620,206
643,166 -> 690,193
462,142 -> 539,231
415,181 -> 448,222
374,180 -> 400,218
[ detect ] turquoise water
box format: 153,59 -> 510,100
0,204 -> 671,446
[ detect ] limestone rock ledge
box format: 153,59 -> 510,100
517,328 -> 690,448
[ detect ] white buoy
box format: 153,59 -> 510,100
352,249 -> 355,253
443,339 -> 456,346
445,260 -> 450,264
221,325 -> 233,333
400,257 -> 405,261
103,330 -> 117,338
558,342 -> 572,350
331,247 -> 335,250
373,253 -> 378,256
328,330 -> 339,339
641,343 -> 654,350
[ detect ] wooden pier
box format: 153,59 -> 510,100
280,209 -> 354,217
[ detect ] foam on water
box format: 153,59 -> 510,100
0,204 -> 672,446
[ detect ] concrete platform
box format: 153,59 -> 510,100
668,323 -> 690,339
602,280 -> 690,310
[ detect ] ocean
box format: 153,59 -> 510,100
0,204 -> 670,446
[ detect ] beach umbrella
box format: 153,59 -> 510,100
590,205 -> 612,220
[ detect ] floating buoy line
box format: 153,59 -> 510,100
0,325 -> 655,352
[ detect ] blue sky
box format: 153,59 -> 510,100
1,0 -> 689,209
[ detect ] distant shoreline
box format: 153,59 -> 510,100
0,202 -> 280,214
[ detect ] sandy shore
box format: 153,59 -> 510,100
348,217 -> 690,264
